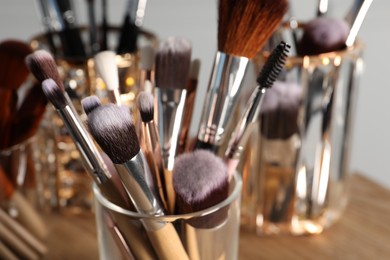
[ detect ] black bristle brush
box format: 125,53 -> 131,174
195,0 -> 288,152
224,41 -> 290,179
136,91 -> 168,212
154,36 -> 192,213
81,95 -> 102,115
86,103 -> 190,260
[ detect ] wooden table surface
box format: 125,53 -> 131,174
41,173 -> 390,260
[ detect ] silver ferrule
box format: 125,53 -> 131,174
154,88 -> 187,171
197,51 -> 249,146
225,87 -> 267,160
57,105 -> 111,183
115,152 -> 165,230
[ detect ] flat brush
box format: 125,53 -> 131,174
136,91 -> 168,212
87,104 -> 189,260
154,36 -> 192,213
224,42 -> 290,179
93,51 -> 121,105
196,0 -> 288,152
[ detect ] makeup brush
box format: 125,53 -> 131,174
86,0 -> 99,54
154,36 -> 192,212
81,95 -> 102,115
87,104 -> 190,260
196,0 -> 288,152
136,91 -> 169,212
93,51 -> 121,105
0,166 -> 48,242
116,0 -> 139,54
43,79 -> 160,259
179,58 -> 201,154
139,45 -> 155,93
224,41 -> 290,179
100,0 -> 108,50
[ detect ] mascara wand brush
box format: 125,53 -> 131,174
87,104 -> 190,260
196,0 -> 288,152
224,41 -> 290,179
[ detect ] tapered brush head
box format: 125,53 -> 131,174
257,41 -> 290,88
218,0 -> 288,58
155,36 -> 192,89
25,50 -> 64,91
93,51 -> 119,92
81,95 -> 102,115
173,150 -> 229,228
87,104 -> 140,164
0,39 -> 33,90
136,91 -> 154,122
42,78 -> 67,109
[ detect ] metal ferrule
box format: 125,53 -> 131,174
225,87 -> 267,160
115,152 -> 164,216
197,51 -> 249,146
57,105 -> 110,184
155,88 -> 187,171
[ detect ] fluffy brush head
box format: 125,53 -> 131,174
93,51 -> 119,91
155,36 -> 192,89
81,95 -> 102,115
257,41 -> 290,88
42,78 -> 67,109
136,91 -> 154,122
0,39 -> 33,90
25,50 -> 64,91
87,104 -> 140,164
218,0 -> 288,58
173,150 -> 229,227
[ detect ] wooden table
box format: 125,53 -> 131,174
41,174 -> 390,259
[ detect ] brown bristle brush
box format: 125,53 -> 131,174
0,40 -> 33,149
87,103 -> 190,259
195,0 -> 288,152
154,36 -> 192,213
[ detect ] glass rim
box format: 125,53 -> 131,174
93,171 -> 242,221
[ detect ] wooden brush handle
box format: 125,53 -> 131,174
146,223 -> 190,260
0,222 -> 40,260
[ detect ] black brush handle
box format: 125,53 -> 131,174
100,0 -> 108,50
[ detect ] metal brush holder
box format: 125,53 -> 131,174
29,27 -> 158,214
238,23 -> 364,235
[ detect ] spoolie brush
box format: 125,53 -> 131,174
136,91 -> 168,212
87,103 -> 189,260
154,36 -> 192,213
93,51 -> 121,105
196,0 -> 288,152
224,41 -> 290,179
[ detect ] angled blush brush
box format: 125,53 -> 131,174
154,36 -> 192,213
195,0 -> 288,152
224,41 -> 290,179
93,51 -> 122,105
87,104 -> 189,260
136,91 -> 169,212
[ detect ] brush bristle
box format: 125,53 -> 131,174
136,91 -> 154,122
25,50 -> 63,90
155,36 -> 192,89
81,95 -> 102,115
87,104 -> 140,164
173,150 -> 228,214
218,0 -> 288,58
257,41 -> 290,88
94,51 -> 119,91
41,78 -> 67,109
140,45 -> 155,70
0,40 -> 33,90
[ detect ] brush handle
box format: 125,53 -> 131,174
345,0 -> 373,47
0,220 -> 40,260
197,52 -> 249,151
0,241 -> 18,260
100,0 -> 108,50
86,0 -> 99,54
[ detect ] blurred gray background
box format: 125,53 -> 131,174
0,1 -> 387,187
